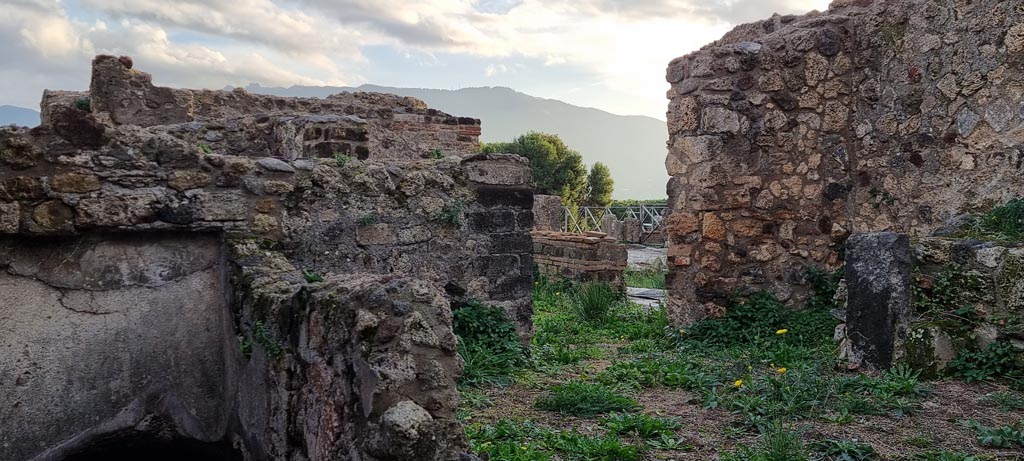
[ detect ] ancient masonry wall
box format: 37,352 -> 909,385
532,230 -> 628,287
664,0 -> 1024,325
0,55 -> 532,461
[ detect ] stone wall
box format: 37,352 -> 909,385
532,230 -> 628,287
664,0 -> 1024,325
907,237 -> 1022,375
0,56 -> 532,461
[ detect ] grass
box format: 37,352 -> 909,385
459,274 -> 1024,460
624,269 -> 665,289
534,381 -> 639,417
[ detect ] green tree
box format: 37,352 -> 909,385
481,132 -> 588,205
585,162 -> 614,206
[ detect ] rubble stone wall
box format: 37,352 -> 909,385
832,233 -> 1024,375
906,237 -> 1024,376
664,0 -> 1024,325
0,56 -> 532,461
532,230 -> 628,287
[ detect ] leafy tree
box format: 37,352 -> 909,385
585,162 -> 614,206
482,132 -> 588,205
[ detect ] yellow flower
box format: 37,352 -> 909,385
555,292 -> 561,296
521,446 -> 528,451
678,329 -> 685,335
776,367 -> 788,374
733,379 -> 743,388
776,329 -> 789,335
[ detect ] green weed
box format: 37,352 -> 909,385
334,153 -> 353,167
624,269 -> 665,289
947,340 -> 1023,383
601,412 -> 681,439
573,282 -> 623,323
454,300 -> 525,386
302,269 -> 323,283
958,419 -> 1024,448
534,381 -> 639,417
357,212 -> 379,227
810,439 -> 877,461
467,419 -> 640,461
912,451 -> 984,461
964,197 -> 1024,241
981,390 -> 1024,412
253,320 -> 283,359
434,200 -> 465,227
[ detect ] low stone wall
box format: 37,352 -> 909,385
837,232 -> 1024,374
0,56 -> 532,461
532,230 -> 628,286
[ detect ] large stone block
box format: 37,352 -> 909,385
845,232 -> 913,370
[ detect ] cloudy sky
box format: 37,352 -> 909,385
2,0 -> 829,119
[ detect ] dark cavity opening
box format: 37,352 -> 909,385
61,434 -> 242,461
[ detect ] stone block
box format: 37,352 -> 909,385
51,173 -> 102,193
463,154 -> 531,186
356,223 -> 396,246
0,202 -> 19,233
845,232 -> 913,370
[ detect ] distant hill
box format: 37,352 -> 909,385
246,84 -> 669,199
0,105 -> 40,127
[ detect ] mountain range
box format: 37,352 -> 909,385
0,86 -> 669,199
0,105 -> 41,128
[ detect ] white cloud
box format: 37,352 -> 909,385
0,0 -> 832,116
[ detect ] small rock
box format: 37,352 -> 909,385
736,42 -> 762,55
258,157 -> 295,173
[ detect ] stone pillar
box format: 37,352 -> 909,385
623,216 -> 641,243
532,194 -> 563,231
845,232 -> 913,370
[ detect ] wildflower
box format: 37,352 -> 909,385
733,379 -> 743,388
555,292 -> 561,296
521,446 -> 528,451
776,367 -> 787,374
776,328 -> 788,335
678,329 -> 685,335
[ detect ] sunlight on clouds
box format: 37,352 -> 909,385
2,0 -> 838,116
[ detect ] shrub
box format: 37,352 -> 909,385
453,300 -> 525,386
73,96 -> 91,112
534,381 -> 638,417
